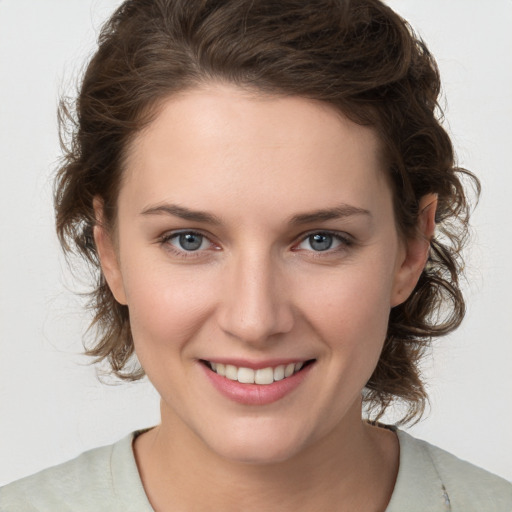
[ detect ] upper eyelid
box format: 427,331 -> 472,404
159,229 -> 214,243
295,229 -> 353,243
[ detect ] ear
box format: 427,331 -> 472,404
391,193 -> 437,307
92,197 -> 127,305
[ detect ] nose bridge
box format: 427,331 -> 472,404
219,245 -> 293,344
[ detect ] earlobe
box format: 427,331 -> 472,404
92,197 -> 127,305
391,193 -> 438,307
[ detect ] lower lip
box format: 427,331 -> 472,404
201,363 -> 314,406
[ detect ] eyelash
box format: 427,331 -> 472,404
158,229 -> 354,259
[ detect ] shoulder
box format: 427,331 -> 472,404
0,442 -> 115,512
422,435 -> 512,510
387,429 -> 512,512
0,432 -> 153,512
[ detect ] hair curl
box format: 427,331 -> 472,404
55,0 -> 479,424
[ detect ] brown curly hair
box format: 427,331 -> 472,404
55,0 -> 479,424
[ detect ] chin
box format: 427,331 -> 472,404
197,419 -> 315,466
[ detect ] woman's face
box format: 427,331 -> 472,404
97,84 -> 421,464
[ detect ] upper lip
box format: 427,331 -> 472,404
200,358 -> 314,370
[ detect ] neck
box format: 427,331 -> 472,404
133,401 -> 399,512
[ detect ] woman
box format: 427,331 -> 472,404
1,0 -> 511,510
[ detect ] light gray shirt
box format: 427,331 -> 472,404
1,430 -> 511,511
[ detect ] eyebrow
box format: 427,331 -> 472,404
140,204 -> 222,225
140,202 -> 371,225
289,204 -> 371,225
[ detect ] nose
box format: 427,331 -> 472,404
217,249 -> 294,345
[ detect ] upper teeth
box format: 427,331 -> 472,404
210,362 -> 304,385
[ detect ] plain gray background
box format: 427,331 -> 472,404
1,0 -> 511,484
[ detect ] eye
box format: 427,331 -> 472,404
305,233 -> 335,251
164,231 -> 212,252
295,232 -> 350,252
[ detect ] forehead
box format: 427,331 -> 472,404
121,84 -> 390,221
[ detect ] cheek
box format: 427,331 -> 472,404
296,258 -> 395,360
121,259 -> 217,355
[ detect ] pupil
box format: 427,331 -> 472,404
179,233 -> 203,251
310,233 -> 332,251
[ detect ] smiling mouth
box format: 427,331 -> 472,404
201,360 -> 315,385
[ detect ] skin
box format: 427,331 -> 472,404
94,83 -> 436,511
